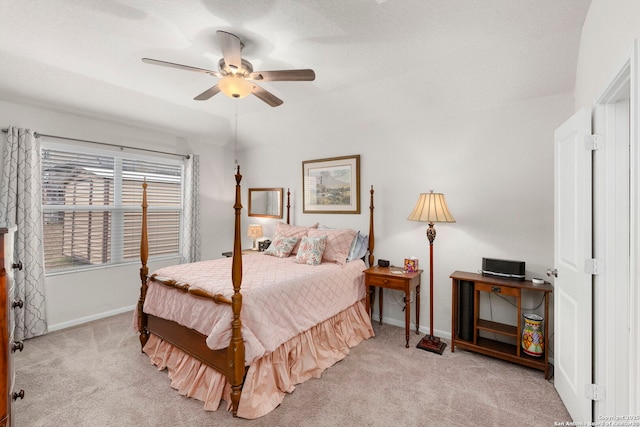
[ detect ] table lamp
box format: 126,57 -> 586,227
247,224 -> 263,250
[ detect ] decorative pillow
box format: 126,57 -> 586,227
347,231 -> 360,261
347,231 -> 369,262
263,234 -> 299,258
295,235 -> 327,266
308,228 -> 357,267
275,222 -> 319,253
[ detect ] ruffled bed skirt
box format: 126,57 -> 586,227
142,298 -> 374,419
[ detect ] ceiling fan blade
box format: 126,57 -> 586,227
248,69 -> 316,82
194,85 -> 221,101
216,30 -> 243,71
252,84 -> 283,107
142,58 -> 221,77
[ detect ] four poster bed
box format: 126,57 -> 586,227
136,167 -> 377,419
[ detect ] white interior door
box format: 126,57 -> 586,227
553,107 -> 593,422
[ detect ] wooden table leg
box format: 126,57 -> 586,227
451,278 -> 457,353
415,283 -> 421,334
378,287 -> 383,325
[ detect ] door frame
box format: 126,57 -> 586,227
593,59 -> 631,418
591,38 -> 640,417
630,39 -> 640,416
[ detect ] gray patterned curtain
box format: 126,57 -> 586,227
0,127 -> 47,340
181,154 -> 201,263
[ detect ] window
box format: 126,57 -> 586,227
41,143 -> 183,272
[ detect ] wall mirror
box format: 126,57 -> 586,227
248,188 -> 283,219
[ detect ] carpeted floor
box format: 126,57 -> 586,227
13,312 -> 570,426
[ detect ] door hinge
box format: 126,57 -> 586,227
584,258 -> 601,275
584,134 -> 603,150
584,384 -> 606,401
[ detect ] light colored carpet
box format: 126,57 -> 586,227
13,312 -> 570,426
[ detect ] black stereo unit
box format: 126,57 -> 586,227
481,257 -> 525,281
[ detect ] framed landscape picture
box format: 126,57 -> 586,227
302,155 -> 360,214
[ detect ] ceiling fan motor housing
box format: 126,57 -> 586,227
218,58 -> 253,77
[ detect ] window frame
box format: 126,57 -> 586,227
41,140 -> 185,275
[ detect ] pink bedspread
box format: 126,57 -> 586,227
143,253 -> 367,365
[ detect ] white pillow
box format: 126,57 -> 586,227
347,232 -> 369,262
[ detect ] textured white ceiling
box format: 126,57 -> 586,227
0,0 -> 591,147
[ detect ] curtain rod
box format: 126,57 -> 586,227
1,128 -> 190,160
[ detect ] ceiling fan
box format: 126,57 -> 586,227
142,30 -> 315,107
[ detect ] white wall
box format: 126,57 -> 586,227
238,93 -> 573,339
575,0 -> 640,109
0,100 -> 235,330
0,76 -> 575,339
1,92 -> 574,344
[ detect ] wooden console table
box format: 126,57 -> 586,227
450,271 -> 553,378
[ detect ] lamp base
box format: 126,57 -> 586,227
416,335 -> 447,355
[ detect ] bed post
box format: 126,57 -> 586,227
229,166 -> 245,417
286,188 -> 291,224
137,180 -> 150,349
368,185 -> 375,267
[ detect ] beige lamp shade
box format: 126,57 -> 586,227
407,191 -> 456,224
218,75 -> 253,99
247,224 -> 264,239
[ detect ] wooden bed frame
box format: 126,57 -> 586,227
136,166 -> 375,417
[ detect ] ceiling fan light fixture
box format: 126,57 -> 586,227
219,75 -> 253,99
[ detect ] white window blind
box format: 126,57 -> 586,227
41,145 -> 183,272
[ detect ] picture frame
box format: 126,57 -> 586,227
248,188 -> 283,219
302,155 -> 360,214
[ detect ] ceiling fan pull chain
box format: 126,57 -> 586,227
234,104 -> 239,167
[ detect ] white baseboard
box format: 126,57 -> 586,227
47,305 -> 136,333
374,317 -> 452,340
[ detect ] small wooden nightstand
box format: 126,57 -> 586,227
363,266 -> 422,348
